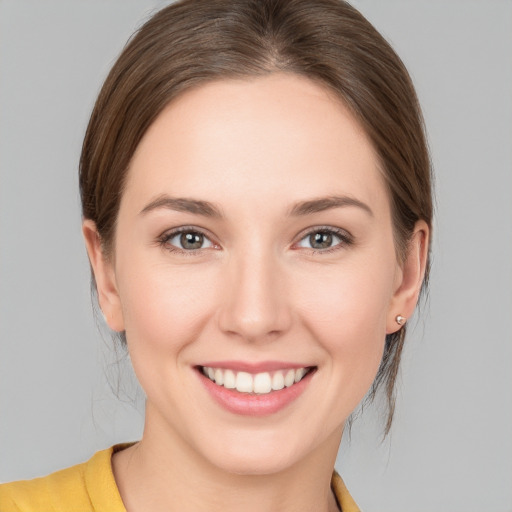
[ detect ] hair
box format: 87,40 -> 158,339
80,0 -> 433,436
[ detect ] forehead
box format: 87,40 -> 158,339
123,73 -> 389,217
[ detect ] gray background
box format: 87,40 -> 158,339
1,1 -> 511,511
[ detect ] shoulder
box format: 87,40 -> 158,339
0,458 -> 91,511
331,470 -> 361,512
0,445 -> 129,512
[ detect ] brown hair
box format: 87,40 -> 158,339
80,0 -> 433,435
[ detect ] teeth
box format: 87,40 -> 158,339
201,366 -> 311,394
223,369 -> 236,389
214,368 -> 224,385
236,372 -> 253,393
284,369 -> 295,387
253,372 -> 272,394
272,371 -> 284,391
294,368 -> 306,383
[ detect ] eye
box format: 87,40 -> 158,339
160,228 -> 215,252
296,227 -> 352,252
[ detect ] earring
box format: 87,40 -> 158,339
395,315 -> 406,326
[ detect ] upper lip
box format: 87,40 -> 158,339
197,360 -> 314,373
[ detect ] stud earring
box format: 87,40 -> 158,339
395,315 -> 406,326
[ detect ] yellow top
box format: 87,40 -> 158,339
0,444 -> 360,512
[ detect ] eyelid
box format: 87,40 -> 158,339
293,225 -> 354,252
156,224 -> 353,255
157,225 -> 220,254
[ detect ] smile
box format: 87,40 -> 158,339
200,366 -> 314,395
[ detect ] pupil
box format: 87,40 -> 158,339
180,232 -> 203,249
310,232 -> 332,249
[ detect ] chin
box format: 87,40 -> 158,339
198,428 -> 316,477
209,449 -> 297,477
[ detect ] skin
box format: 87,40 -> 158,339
83,73 -> 429,512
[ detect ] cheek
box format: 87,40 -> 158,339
114,257 -> 221,410
115,250 -> 218,360
294,255 -> 395,375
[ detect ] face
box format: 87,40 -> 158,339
86,74 -> 422,475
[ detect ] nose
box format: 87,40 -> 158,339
217,248 -> 292,343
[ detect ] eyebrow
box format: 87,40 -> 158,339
140,195 -> 223,218
140,194 -> 373,218
288,195 -> 374,217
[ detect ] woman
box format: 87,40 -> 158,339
0,0 -> 431,510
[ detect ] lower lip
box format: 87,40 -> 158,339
196,369 -> 314,417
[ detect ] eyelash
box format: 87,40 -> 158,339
157,226 -> 353,256
157,226 -> 217,257
295,226 -> 354,254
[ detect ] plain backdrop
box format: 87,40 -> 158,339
1,1 -> 511,511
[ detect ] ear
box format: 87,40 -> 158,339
82,219 -> 125,332
386,220 -> 430,334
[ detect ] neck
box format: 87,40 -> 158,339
112,408 -> 343,512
